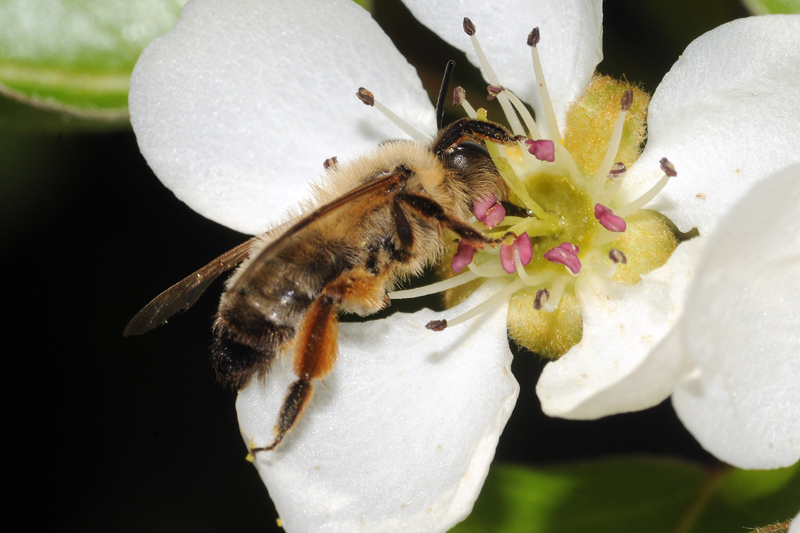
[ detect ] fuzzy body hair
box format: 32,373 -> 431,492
212,122 -> 511,390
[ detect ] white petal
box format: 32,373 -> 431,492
536,239 -> 702,419
789,511 -> 800,533
129,0 -> 436,234
237,280 -> 518,533
623,15 -> 800,236
401,0 -> 602,127
672,164 -> 800,469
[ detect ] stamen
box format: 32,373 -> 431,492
474,194 -> 506,228
453,86 -> 477,119
468,260 -> 511,278
451,240 -> 477,273
587,250 -> 617,278
500,233 -> 532,274
609,162 -> 627,179
609,249 -> 627,264
544,242 -> 581,274
488,150 -> 552,222
323,156 -> 338,170
615,157 -> 677,217
593,90 -> 632,190
533,288 -> 549,310
598,162 -> 627,204
463,17 -> 525,136
356,87 -> 427,142
500,87 -> 543,139
428,278 -> 526,330
527,27 -> 561,143
514,248 -> 546,286
541,279 -> 566,312
486,84 -> 503,100
594,203 -> 627,232
525,139 -> 555,162
660,157 -> 677,177
389,269 -> 479,300
426,319 -> 447,332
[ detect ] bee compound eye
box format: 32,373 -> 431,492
445,141 -> 491,172
454,141 -> 489,157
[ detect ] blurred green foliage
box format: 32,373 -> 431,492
0,0 -> 186,121
742,0 -> 800,14
456,460 -> 799,533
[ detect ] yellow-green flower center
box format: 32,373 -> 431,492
389,23 -> 683,360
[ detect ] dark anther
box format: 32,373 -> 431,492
323,156 -> 338,170
533,288 -> 550,310
660,157 -> 678,177
453,86 -> 466,107
426,319 -> 447,332
528,27 -> 540,47
487,84 -> 503,101
463,17 -> 476,36
609,249 -> 628,264
609,162 -> 627,178
356,87 -> 375,106
621,89 -> 633,112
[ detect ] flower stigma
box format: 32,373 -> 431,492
388,20 -> 683,359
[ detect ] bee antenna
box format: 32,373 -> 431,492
436,60 -> 456,130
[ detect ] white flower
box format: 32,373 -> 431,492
405,2 -> 800,468
129,0 -> 800,530
130,1 -> 518,531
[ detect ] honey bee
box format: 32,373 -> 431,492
125,64 -> 521,454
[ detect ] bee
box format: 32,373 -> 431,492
124,62 -> 521,454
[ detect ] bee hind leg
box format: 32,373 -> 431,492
248,378 -> 314,456
248,295 -> 339,458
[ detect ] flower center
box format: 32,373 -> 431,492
389,20 -> 682,358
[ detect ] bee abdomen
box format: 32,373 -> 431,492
211,306 -> 294,390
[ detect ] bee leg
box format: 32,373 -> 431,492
395,193 -> 494,247
249,295 -> 339,457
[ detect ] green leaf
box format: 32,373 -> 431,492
741,0 -> 800,14
453,459 -> 799,533
0,0 -> 187,120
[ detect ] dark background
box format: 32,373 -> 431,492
2,1 -> 749,530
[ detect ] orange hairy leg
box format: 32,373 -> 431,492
251,294 -> 340,454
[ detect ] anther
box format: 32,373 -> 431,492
525,139 -> 555,162
621,89 -> 633,112
594,203 -> 627,232
426,319 -> 447,332
355,86 -> 426,142
474,194 -> 506,228
527,27 -> 540,47
544,242 -> 581,274
533,288 -> 550,310
323,156 -> 338,170
487,84 -> 503,101
609,249 -> 627,264
660,157 -> 677,177
451,240 -> 477,273
356,87 -> 374,106
463,17 -> 476,36
453,86 -> 466,106
609,162 -> 627,179
500,233 -> 532,274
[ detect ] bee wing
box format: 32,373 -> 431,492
229,170 -> 409,294
123,238 -> 256,336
